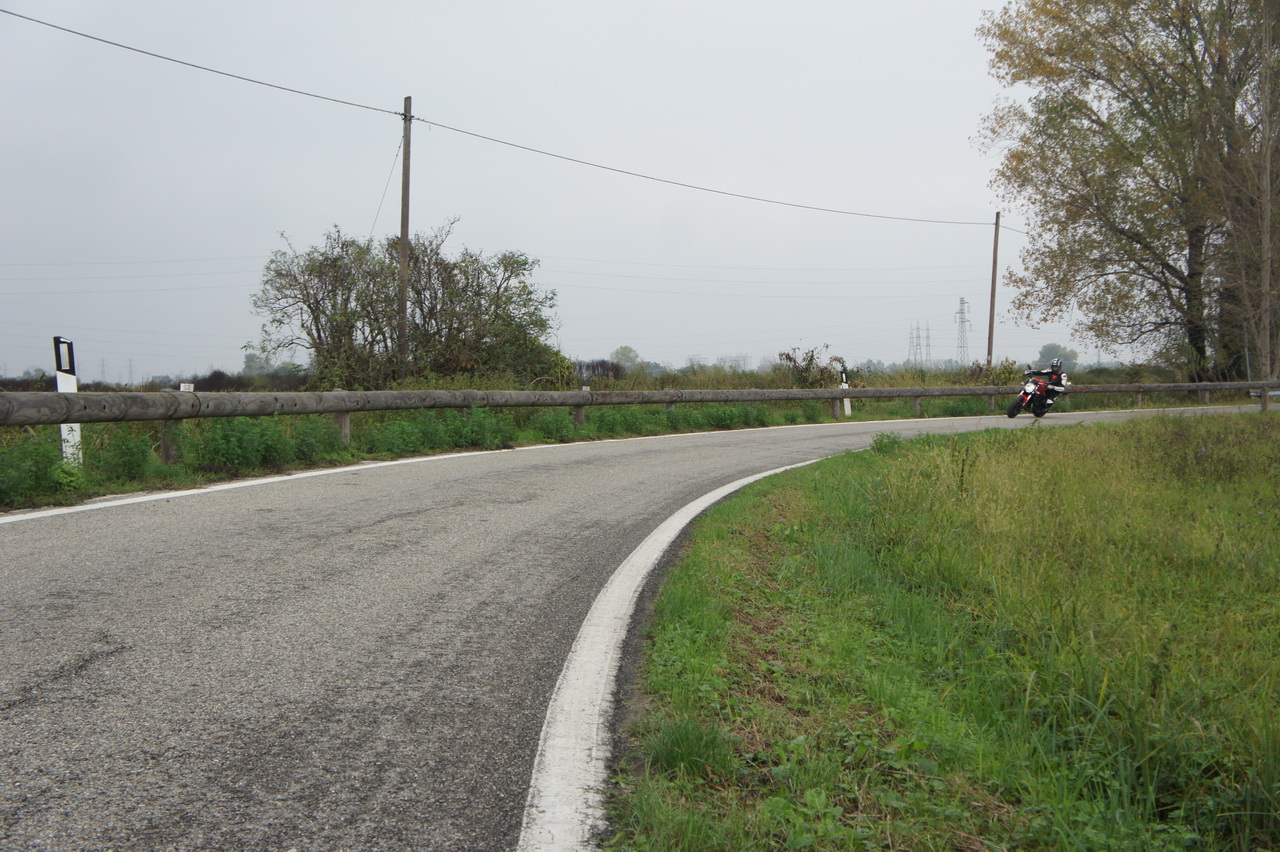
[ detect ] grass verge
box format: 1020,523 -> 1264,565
1,387 -> 1248,512
607,413 -> 1280,850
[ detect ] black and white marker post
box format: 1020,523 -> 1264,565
53,336 -> 82,466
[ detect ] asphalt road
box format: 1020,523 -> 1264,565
0,408 -> 1245,850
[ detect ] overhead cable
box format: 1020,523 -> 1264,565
410,117 -> 993,227
0,7 -> 401,118
4,7 -> 1015,231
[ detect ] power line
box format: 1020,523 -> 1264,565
543,269 -> 986,286
369,139 -> 404,239
2,7 -> 1008,231
2,282 -> 256,296
537,255 -> 989,272
0,8 -> 400,118
410,116 -> 994,227
0,255 -> 268,267
548,281 -> 963,300
0,270 -> 258,283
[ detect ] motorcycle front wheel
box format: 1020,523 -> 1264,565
1007,398 -> 1022,418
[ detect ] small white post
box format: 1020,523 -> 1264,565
840,372 -> 851,418
53,336 -> 82,466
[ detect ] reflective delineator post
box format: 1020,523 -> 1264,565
53,336 -> 82,466
840,372 -> 852,418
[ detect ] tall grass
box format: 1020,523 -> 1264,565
0,402 -> 809,509
838,417 -> 1280,846
1,366 -> 1256,510
609,413 -> 1280,850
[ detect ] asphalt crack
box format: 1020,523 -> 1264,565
0,635 -> 131,713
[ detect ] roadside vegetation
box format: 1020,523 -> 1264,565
606,413 -> 1279,850
0,357 -> 1250,511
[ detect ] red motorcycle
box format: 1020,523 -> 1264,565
1007,371 -> 1057,418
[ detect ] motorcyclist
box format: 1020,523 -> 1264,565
1025,358 -> 1069,403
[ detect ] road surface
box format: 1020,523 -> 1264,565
0,408 -> 1244,850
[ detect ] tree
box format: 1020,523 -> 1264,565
1209,0 -> 1280,379
252,223 -> 562,388
609,346 -> 643,375
1037,343 -> 1080,371
979,0 -> 1268,379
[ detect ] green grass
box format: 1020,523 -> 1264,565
607,413 -> 1280,850
0,381 -> 1256,512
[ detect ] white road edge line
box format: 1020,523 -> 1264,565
516,458 -> 822,852
0,418 -> 883,527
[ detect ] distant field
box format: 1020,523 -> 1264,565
607,413 -> 1279,850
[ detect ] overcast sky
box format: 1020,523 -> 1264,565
2,0 -> 1102,384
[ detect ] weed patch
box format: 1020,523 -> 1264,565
608,414 -> 1280,850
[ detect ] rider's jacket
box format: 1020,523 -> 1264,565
1027,367 -> 1068,396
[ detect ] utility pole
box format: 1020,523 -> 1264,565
986,211 -> 1001,367
398,95 -> 412,382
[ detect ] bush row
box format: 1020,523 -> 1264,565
0,402 -> 814,509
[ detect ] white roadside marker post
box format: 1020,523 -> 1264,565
53,336 -> 82,466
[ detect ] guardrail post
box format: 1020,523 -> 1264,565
987,394 -> 996,412
913,396 -> 922,416
330,388 -> 352,445
1200,389 -> 1210,405
830,398 -> 841,420
160,421 -> 181,465
1134,391 -> 1143,407
573,386 -> 588,426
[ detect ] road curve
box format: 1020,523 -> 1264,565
0,408 -> 1245,850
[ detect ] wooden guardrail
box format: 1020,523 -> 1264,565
1,381 -> 1276,428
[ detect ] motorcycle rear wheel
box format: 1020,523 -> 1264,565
1032,400 -> 1047,417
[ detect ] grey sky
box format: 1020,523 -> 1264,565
2,1 -> 1094,384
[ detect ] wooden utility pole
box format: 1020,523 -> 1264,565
986,211 -> 1001,368
398,96 -> 412,381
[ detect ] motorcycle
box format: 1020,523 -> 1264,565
1007,367 -> 1064,418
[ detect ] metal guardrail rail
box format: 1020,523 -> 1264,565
1,381 -> 1277,427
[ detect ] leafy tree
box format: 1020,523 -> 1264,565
609,346 -> 643,375
1209,0 -> 1280,379
252,222 -> 561,388
979,0 -> 1273,379
1037,343 -> 1080,371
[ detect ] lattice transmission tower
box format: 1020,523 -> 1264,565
955,298 -> 972,365
906,323 -> 922,367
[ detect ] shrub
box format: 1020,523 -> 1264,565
88,426 -> 154,482
290,415 -> 346,463
366,418 -> 423,455
528,409 -> 574,443
183,417 -> 294,471
0,430 -> 62,506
